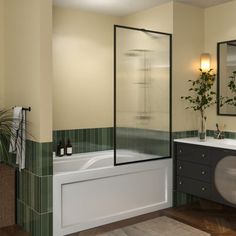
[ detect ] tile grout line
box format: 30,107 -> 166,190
17,199 -> 52,216
20,169 -> 52,178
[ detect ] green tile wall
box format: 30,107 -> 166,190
16,141 -> 53,236
207,130 -> 236,139
17,200 -> 52,236
53,127 -> 113,155
117,128 -> 170,156
172,130 -> 198,139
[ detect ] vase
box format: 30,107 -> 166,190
198,110 -> 206,141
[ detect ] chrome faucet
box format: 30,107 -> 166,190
214,123 -> 225,139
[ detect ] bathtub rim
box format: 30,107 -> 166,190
53,149 -> 172,176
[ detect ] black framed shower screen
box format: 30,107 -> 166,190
114,25 -> 172,166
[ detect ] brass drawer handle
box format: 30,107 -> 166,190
179,181 -> 182,185
179,166 -> 182,170
201,187 -> 206,191
179,149 -> 183,154
201,171 -> 206,175
201,154 -> 206,158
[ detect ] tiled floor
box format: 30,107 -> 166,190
70,200 -> 236,236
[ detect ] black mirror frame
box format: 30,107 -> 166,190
217,39 -> 236,116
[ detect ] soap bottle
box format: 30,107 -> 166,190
56,143 -> 60,156
58,141 -> 65,157
66,139 -> 73,156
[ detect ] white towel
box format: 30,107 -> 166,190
9,107 -> 26,170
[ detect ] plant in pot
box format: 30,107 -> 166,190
0,109 -> 21,164
181,69 -> 216,141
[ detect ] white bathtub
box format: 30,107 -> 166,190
53,150 -> 173,236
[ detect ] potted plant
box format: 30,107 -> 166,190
181,69 -> 216,141
0,109 -> 19,164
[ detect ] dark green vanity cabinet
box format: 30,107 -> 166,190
174,141 -> 236,208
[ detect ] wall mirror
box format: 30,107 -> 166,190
217,40 -> 236,116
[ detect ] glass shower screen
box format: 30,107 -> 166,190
114,25 -> 172,165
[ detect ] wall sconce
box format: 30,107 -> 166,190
200,53 -> 211,72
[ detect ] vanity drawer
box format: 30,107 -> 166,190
177,176 -> 211,199
176,143 -> 211,165
177,160 -> 212,183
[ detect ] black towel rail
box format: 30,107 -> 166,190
12,106 -> 31,112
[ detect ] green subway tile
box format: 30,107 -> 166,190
41,212 -> 53,236
17,200 -> 23,226
53,127 -> 114,155
42,143 -> 53,176
98,128 -> 103,151
85,129 -> 90,152
34,175 -> 41,212
40,176 -> 53,213
19,205 -> 53,236
95,128 -> 99,147
15,140 -> 53,236
36,144 -> 42,176
90,128 -> 95,152
77,129 -> 82,153
82,129 -> 87,152
21,173 -> 52,214
30,174 -> 36,211
107,128 -> 111,149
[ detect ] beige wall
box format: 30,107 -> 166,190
53,1 -> 236,133
121,2 -> 173,33
39,0 -> 53,141
0,0 -> 4,108
117,3 -> 173,131
120,2 -> 204,132
53,7 -> 120,130
205,0 -> 236,132
4,0 -> 52,142
172,2 -> 205,131
53,3 -> 173,131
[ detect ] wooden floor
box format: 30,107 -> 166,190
1,200 -> 236,236
0,225 -> 30,236
72,200 -> 236,236
165,200 -> 236,236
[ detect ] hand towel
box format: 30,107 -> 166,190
9,107 -> 26,170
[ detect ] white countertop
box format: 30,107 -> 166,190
174,137 -> 236,150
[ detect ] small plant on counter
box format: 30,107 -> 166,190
181,69 -> 216,141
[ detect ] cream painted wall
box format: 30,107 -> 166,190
121,2 -> 205,132
54,1 -> 236,133
53,7 -> 120,130
40,0 -> 53,141
121,2 -> 173,33
205,0 -> 236,132
53,3 -> 173,131
117,3 -> 173,131
4,0 -> 52,142
0,0 -> 4,108
172,2 -> 205,131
